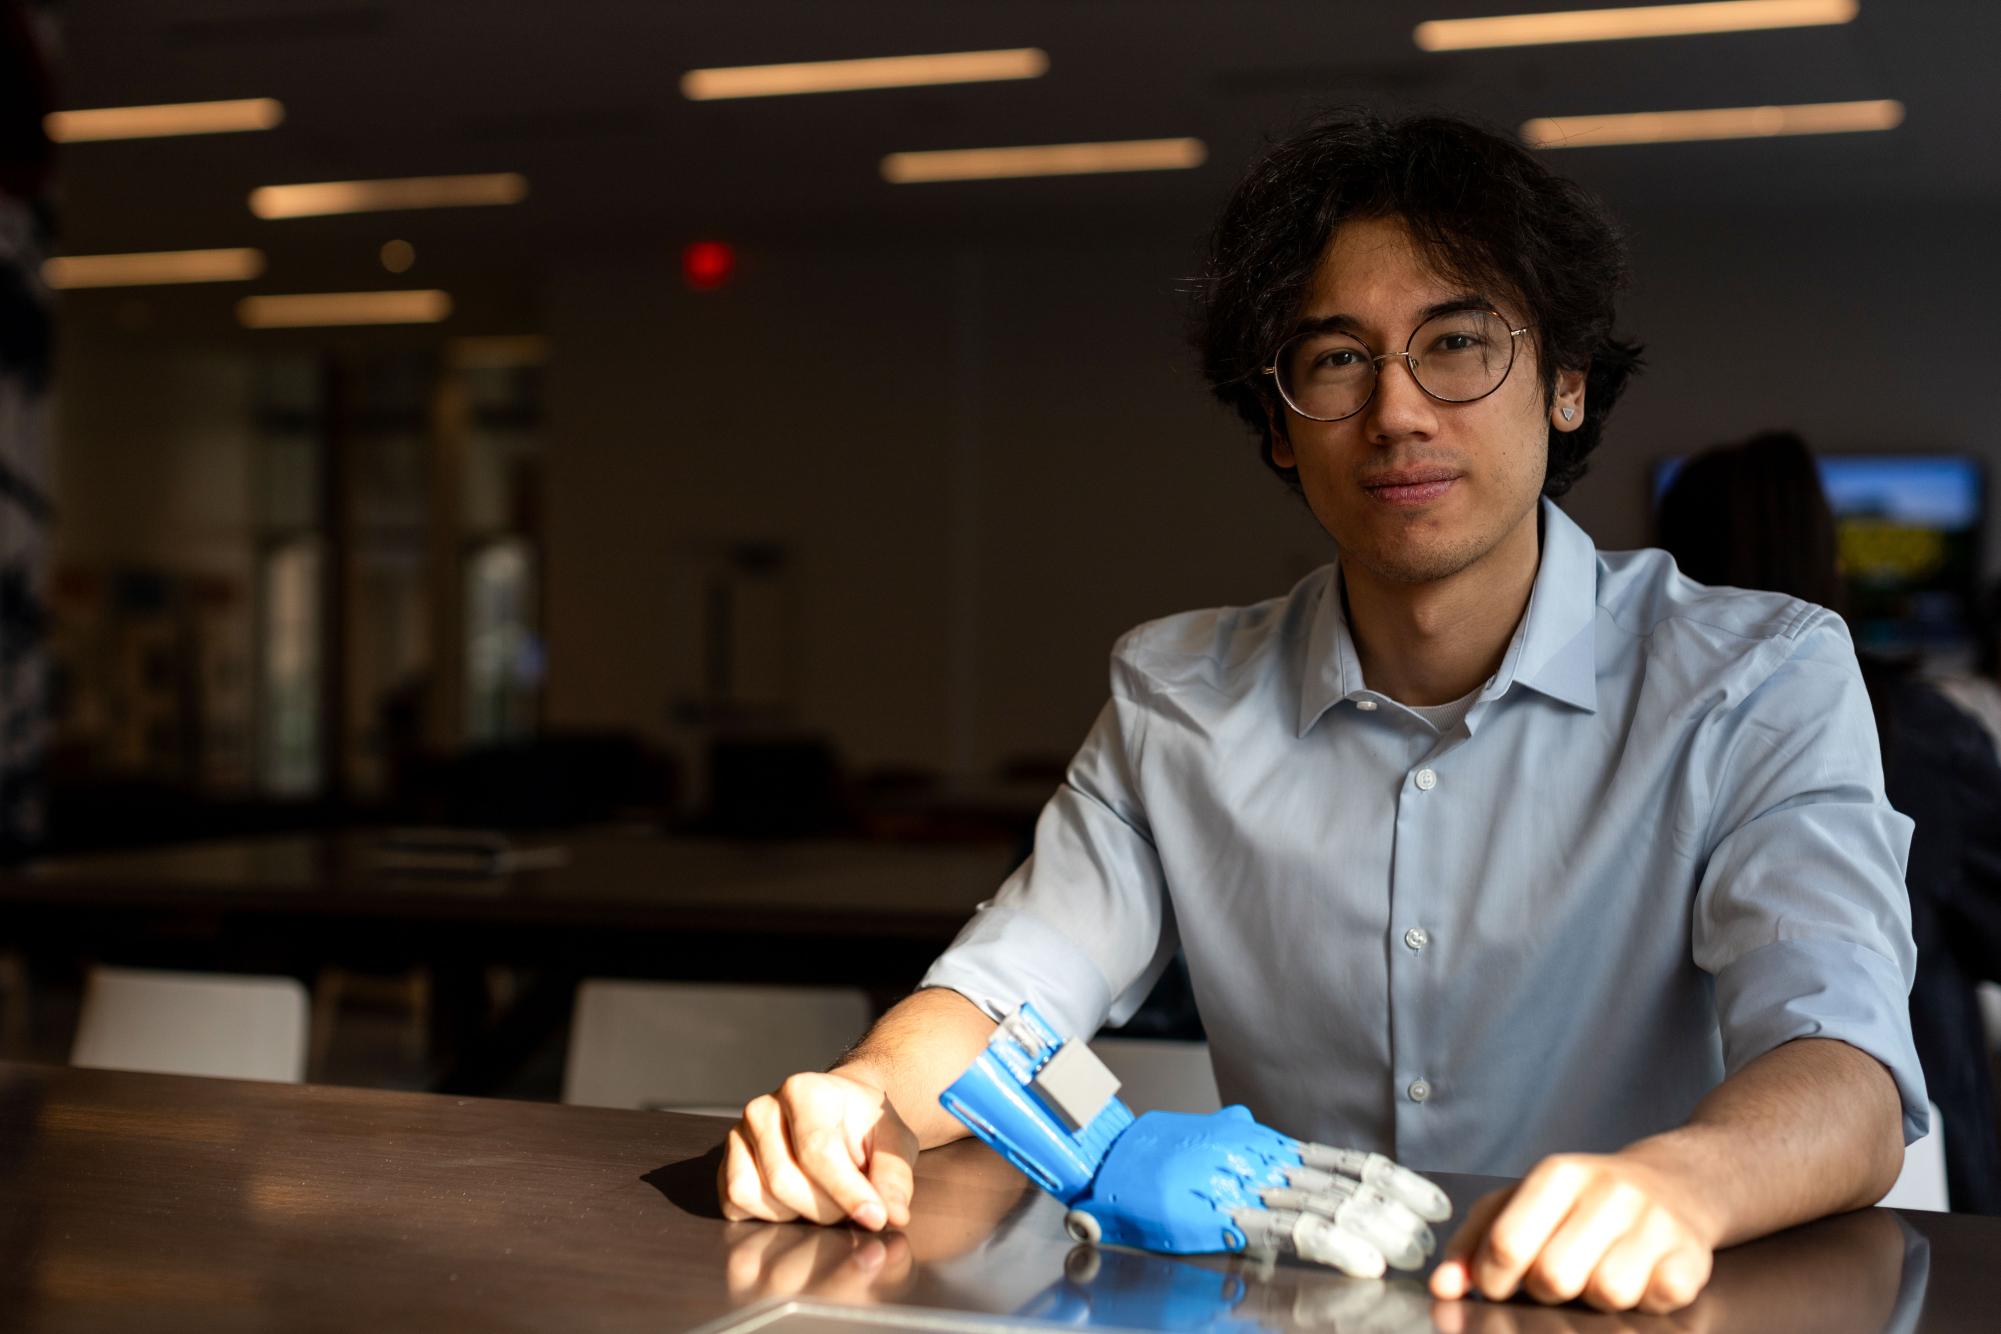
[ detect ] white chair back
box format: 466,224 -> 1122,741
1093,1037 -> 1222,1115
562,980 -> 872,1113
1878,1100 -> 1948,1212
71,966 -> 309,1083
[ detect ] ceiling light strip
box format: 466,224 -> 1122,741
1523,98 -> 1904,147
882,137 -> 1207,184
249,174 -> 528,220
1416,0 -> 1857,51
43,248 -> 265,289
45,97 -> 284,142
683,48 -> 1048,100
238,290 -> 452,329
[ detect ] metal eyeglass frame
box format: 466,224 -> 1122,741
1261,312 -> 1532,422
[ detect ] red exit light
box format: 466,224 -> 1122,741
682,241 -> 736,291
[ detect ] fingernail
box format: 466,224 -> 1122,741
853,1201 -> 886,1230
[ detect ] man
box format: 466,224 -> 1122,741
719,113 -> 1923,1315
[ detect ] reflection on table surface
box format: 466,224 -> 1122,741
714,1160 -> 1934,1334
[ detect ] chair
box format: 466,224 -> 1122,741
71,965 -> 309,1083
1878,1101 -> 1948,1212
1093,1037 -> 1222,1115
561,980 -> 872,1114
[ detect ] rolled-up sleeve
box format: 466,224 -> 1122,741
919,687 -> 1178,1042
1691,612 -> 1928,1142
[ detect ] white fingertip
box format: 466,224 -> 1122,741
1292,1212 -> 1386,1278
1334,1192 -> 1427,1272
1362,1154 -> 1453,1222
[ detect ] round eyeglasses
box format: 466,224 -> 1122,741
1262,309 -> 1531,423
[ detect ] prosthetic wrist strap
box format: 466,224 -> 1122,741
938,1003 -> 1135,1203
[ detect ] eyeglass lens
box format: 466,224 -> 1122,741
1275,309 -> 1517,421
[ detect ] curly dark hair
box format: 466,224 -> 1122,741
1194,110 -> 1644,498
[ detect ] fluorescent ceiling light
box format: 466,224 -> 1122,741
1523,99 -> 1904,147
45,97 -> 284,143
249,174 -> 528,220
238,290 -> 452,329
43,248 -> 265,289
1415,0 -> 1857,51
882,137 -> 1207,184
447,335 -> 551,369
683,47 -> 1048,100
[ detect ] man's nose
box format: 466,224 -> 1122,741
1363,356 -> 1437,443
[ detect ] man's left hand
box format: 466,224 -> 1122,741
1428,1152 -> 1720,1313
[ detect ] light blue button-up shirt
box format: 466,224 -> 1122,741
921,499 -> 1926,1175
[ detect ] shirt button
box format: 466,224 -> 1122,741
1408,1079 -> 1431,1103
1355,699 -> 1378,711
1403,926 -> 1429,951
1414,768 -> 1437,791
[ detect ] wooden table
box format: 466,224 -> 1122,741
2,1062 -> 1994,1333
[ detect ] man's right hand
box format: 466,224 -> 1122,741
718,1069 -> 919,1232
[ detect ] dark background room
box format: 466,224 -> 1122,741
2,1 -> 1999,1327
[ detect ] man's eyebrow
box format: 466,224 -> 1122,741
1285,293 -> 1499,341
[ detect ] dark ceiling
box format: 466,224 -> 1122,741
42,0 -> 2001,332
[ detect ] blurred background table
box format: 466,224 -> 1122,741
1,1061 -> 1993,1333
0,829 -> 1017,941
0,831 -> 1021,1093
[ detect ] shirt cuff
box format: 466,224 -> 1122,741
918,901 -> 1116,1044
1713,937 -> 1930,1143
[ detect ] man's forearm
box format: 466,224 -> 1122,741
834,986 -> 999,1149
1621,1036 -> 1906,1247
1430,1036 -> 1908,1310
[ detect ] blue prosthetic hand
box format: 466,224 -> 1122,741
940,1004 -> 1453,1278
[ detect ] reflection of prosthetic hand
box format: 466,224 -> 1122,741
940,1004 -> 1451,1278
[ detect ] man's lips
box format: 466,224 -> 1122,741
1362,471 -> 1461,506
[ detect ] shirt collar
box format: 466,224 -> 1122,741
1296,497 -> 1600,737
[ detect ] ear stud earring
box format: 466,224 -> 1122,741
1560,407 -> 1576,422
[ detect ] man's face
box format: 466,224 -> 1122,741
1270,216 -> 1583,586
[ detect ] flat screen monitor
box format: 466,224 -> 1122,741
1651,454 -> 1986,653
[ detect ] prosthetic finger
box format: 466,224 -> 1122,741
1275,1166 -> 1438,1257
1270,1177 -> 1435,1252
1293,1144 -> 1453,1222
1259,1185 -> 1431,1270
1232,1206 -> 1387,1278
